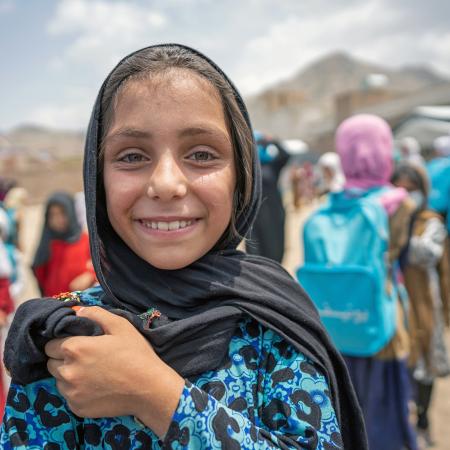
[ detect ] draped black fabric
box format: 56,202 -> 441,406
5,44 -> 367,450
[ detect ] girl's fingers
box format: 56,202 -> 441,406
46,357 -> 65,381
55,379 -> 73,401
44,337 -> 71,359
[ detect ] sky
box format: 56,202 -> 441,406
1,0 -> 450,131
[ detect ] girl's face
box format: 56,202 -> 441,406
47,204 -> 69,233
393,175 -> 417,193
103,71 -> 236,270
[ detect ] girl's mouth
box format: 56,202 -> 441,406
135,218 -> 200,237
138,219 -> 194,231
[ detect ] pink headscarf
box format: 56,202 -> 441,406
336,114 -> 407,215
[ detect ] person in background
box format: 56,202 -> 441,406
2,187 -> 27,251
0,209 -> 15,416
392,163 -> 450,449
398,137 -> 425,167
427,134 -> 450,234
0,179 -> 16,203
1,187 -> 27,300
32,192 -> 95,297
315,152 -> 345,196
335,115 -> 418,450
246,132 -> 290,263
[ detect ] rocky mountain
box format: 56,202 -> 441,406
246,51 -> 449,140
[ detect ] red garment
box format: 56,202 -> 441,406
0,277 -> 14,416
33,232 -> 94,297
0,278 -> 14,315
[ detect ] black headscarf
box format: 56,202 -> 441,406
5,44 -> 367,449
32,191 -> 82,268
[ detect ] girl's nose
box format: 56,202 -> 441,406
146,152 -> 188,201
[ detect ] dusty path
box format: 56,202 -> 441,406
10,201 -> 450,449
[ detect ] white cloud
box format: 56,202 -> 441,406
26,85 -> 95,130
47,0 -> 167,73
420,31 -> 450,75
26,102 -> 91,130
48,0 -> 166,35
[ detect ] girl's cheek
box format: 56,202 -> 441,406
193,173 -> 234,204
105,171 -> 143,195
195,166 -> 235,189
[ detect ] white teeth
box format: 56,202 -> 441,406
141,220 -> 194,231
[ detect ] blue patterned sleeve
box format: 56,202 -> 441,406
163,326 -> 342,449
0,379 -> 81,449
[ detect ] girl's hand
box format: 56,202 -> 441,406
45,306 -> 185,438
0,310 -> 7,328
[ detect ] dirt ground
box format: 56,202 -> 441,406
9,196 -> 450,449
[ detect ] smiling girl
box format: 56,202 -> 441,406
1,44 -> 366,449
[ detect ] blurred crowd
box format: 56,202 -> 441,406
251,119 -> 450,450
1,114 -> 449,450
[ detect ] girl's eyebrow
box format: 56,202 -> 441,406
105,126 -> 231,143
105,128 -> 151,142
178,126 -> 228,140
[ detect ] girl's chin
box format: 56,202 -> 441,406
137,251 -> 205,270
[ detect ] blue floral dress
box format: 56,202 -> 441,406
1,287 -> 342,449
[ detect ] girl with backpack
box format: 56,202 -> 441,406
32,192 -> 96,297
299,114 -> 418,450
392,163 -> 450,448
0,44 -> 366,449
335,115 -> 418,450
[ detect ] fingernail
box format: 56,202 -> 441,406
72,306 -> 85,313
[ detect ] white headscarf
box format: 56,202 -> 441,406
433,135 -> 450,157
399,136 -> 425,166
317,152 -> 346,193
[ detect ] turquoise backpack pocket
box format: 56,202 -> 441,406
297,264 -> 396,356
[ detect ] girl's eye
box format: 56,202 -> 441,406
119,152 -> 148,163
188,150 -> 216,162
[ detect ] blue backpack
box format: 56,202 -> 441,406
427,158 -> 450,212
297,188 -> 397,356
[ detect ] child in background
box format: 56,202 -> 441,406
334,115 -> 417,450
392,163 -> 450,448
315,152 -> 345,196
0,209 -> 14,415
246,132 -> 290,263
2,187 -> 27,300
32,192 -> 95,297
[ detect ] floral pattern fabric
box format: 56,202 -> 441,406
1,287 -> 341,449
